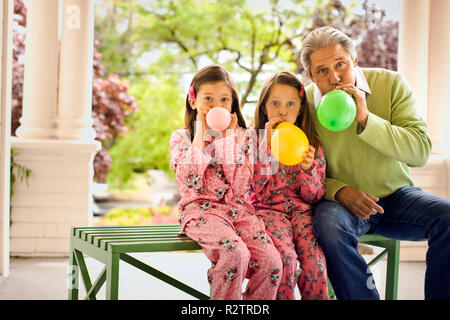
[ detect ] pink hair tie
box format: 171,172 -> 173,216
188,85 -> 196,101
299,85 -> 305,98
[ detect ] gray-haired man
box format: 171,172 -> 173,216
301,26 -> 450,300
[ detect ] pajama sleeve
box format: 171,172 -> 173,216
296,146 -> 326,204
169,129 -> 212,190
213,128 -> 256,197
252,137 -> 275,191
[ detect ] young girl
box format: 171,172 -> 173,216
169,64 -> 282,300
249,71 -> 328,300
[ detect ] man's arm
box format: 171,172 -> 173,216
357,73 -> 432,167
324,177 -> 348,201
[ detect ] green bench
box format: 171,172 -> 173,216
68,224 -> 207,300
68,224 -> 399,300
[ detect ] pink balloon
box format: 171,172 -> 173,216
206,107 -> 231,131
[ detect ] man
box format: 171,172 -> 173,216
300,26 -> 450,300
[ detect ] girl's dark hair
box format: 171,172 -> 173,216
184,64 -> 246,140
254,71 -> 321,152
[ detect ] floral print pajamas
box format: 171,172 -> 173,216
248,136 -> 328,300
169,128 -> 282,300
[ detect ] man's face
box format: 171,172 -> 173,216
308,44 -> 358,95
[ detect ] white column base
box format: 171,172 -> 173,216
55,118 -> 97,141
9,137 -> 100,256
15,117 -> 56,140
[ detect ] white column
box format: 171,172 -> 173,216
56,0 -> 96,140
0,0 -> 13,277
15,0 -> 59,139
398,0 -> 430,122
427,0 -> 450,155
9,0 -> 101,257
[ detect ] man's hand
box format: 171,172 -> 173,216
335,186 -> 384,220
335,83 -> 369,128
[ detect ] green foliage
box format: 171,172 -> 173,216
103,207 -> 150,225
106,75 -> 184,188
10,149 -> 31,199
101,205 -> 178,225
10,149 -> 31,226
95,0 -> 313,105
94,0 -> 144,76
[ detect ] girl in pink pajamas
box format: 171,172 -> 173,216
249,71 -> 328,300
169,65 -> 282,300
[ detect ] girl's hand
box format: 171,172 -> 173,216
193,105 -> 212,151
225,113 -> 238,136
300,145 -> 315,173
195,105 -> 211,126
264,117 -> 285,147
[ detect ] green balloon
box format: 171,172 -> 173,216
317,89 -> 356,132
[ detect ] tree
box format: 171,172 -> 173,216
106,76 -> 184,188
355,0 -> 398,71
91,42 -> 138,182
96,0 -> 314,106
11,0 -> 138,183
11,0 -> 26,136
94,0 -> 144,76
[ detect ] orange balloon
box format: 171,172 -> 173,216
271,122 -> 309,166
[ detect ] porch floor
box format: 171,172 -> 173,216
0,251 -> 426,300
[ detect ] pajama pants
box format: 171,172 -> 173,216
184,213 -> 283,300
257,209 -> 328,300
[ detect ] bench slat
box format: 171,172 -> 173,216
73,225 -> 181,237
86,231 -> 182,243
95,235 -> 191,248
78,228 -> 182,241
101,237 -> 196,251
109,240 -> 202,253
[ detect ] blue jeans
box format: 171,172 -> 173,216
312,186 -> 450,300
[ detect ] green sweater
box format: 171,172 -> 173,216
306,68 -> 432,201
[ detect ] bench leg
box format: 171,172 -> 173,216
106,253 -> 120,300
327,278 -> 336,300
86,267 -> 106,300
73,249 -> 97,300
385,240 -> 400,300
68,245 -> 79,300
120,253 -> 209,300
